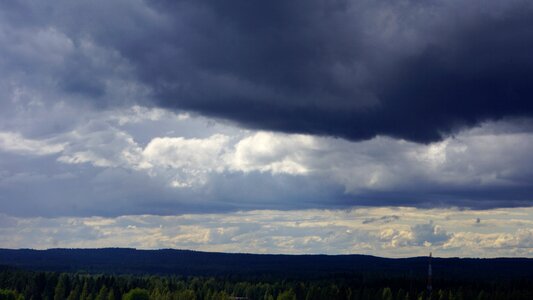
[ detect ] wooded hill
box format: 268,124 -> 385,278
0,248 -> 531,280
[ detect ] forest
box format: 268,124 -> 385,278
1,266 -> 533,300
1,249 -> 533,300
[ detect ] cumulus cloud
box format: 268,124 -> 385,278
444,229 -> 533,257
230,132 -> 315,175
410,221 -> 452,247
143,134 -> 230,187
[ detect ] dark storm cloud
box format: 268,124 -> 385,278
342,188 -> 533,210
105,0 -> 533,142
376,11 -> 533,142
4,0 -> 533,143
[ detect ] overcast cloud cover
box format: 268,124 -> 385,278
1,0 -> 533,256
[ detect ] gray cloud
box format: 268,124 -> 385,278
411,221 -> 452,246
362,215 -> 400,225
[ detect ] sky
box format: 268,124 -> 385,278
1,0 -> 533,257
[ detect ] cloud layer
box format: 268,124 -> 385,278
1,108 -> 532,217
2,0 -> 533,142
2,207 -> 532,257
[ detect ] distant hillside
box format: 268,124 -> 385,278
0,248 -> 532,280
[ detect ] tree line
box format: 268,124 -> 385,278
0,267 -> 532,300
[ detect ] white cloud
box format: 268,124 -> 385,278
0,132 -> 64,155
57,124 -> 145,169
143,134 -> 229,170
143,134 -> 230,187
379,228 -> 413,249
229,132 -> 315,175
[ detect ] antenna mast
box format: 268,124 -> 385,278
427,252 -> 432,300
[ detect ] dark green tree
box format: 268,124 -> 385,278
122,288 -> 149,300
382,287 -> 393,300
54,274 -> 71,300
0,289 -> 22,300
276,289 -> 296,300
